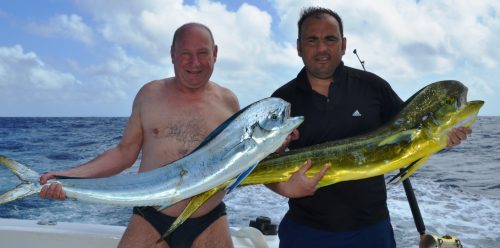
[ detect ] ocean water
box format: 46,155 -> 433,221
0,116 -> 499,247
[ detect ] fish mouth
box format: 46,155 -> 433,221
285,105 -> 291,118
465,100 -> 484,112
280,101 -> 302,132
449,100 -> 484,129
281,100 -> 293,118
282,116 -> 304,133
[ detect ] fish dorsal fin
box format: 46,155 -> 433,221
378,129 -> 417,146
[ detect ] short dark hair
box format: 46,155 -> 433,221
170,23 -> 215,52
297,7 -> 344,39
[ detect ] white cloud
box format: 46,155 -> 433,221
81,45 -> 167,101
27,14 -> 94,44
74,0 -> 301,106
0,45 -> 80,92
2,0 -> 499,115
0,44 -> 161,116
268,0 -> 499,114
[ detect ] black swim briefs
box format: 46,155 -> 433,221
132,202 -> 227,248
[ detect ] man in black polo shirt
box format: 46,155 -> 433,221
266,7 -> 471,248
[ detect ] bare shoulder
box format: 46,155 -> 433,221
137,79 -> 169,97
133,78 -> 172,106
209,82 -> 240,112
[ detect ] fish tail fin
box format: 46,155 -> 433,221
388,156 -> 430,184
156,186 -> 222,243
0,182 -> 39,204
0,155 -> 40,204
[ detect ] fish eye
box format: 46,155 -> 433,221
258,112 -> 281,131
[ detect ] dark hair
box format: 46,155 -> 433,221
170,23 -> 215,52
297,7 -> 344,39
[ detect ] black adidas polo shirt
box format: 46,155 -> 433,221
272,62 -> 403,232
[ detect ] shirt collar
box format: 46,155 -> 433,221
296,61 -> 346,92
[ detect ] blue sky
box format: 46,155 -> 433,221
1,0 -> 499,116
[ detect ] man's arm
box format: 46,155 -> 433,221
39,93 -> 144,200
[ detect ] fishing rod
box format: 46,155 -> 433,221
353,49 -> 366,71
353,49 -> 463,248
353,48 -> 425,233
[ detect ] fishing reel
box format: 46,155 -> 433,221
421,234 -> 463,248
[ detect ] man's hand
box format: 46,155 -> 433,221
267,160 -> 330,198
39,172 -> 66,200
446,127 -> 472,148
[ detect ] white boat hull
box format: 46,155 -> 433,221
0,218 -> 278,248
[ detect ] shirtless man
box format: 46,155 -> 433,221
39,22 -> 239,248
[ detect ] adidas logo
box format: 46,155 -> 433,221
352,110 -> 362,117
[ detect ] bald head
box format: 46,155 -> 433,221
170,23 -> 215,54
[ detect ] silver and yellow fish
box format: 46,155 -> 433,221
0,97 -> 304,238
242,80 -> 484,187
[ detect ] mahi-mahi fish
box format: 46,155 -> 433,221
0,97 -> 304,236
147,80 -> 484,240
241,80 -> 484,187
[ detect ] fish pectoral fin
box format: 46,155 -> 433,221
222,139 -> 252,161
157,186 -> 224,243
398,156 -> 430,183
378,129 -> 417,147
387,156 -> 430,184
388,165 -> 411,184
228,121 -> 268,159
225,163 -> 258,194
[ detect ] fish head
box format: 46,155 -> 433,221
431,96 -> 484,132
410,80 -> 484,143
428,81 -> 483,125
246,97 -> 304,150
